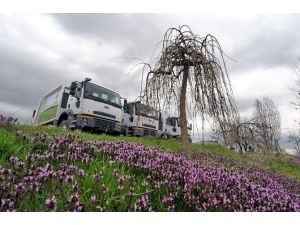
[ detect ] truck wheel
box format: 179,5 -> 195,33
60,120 -> 70,130
123,127 -> 129,136
161,133 -> 170,139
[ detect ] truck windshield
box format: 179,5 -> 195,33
135,103 -> 159,120
84,82 -> 122,108
166,117 -> 180,127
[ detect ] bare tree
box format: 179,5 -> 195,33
290,57 -> 300,109
288,127 -> 300,154
213,116 -> 259,153
288,59 -> 300,153
141,25 -> 238,159
252,97 -> 281,154
229,118 -> 257,152
215,98 -> 281,154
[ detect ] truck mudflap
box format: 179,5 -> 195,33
77,116 -> 122,134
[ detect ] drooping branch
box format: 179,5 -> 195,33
140,25 -> 238,157
142,26 -> 238,127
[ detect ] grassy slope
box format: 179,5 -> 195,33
2,124 -> 300,181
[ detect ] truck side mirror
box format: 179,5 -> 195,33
70,82 -> 77,96
123,99 -> 128,111
32,110 -> 36,118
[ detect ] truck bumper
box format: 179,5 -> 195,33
132,127 -> 158,137
78,117 -> 122,134
144,128 -> 158,137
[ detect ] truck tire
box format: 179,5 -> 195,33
60,120 -> 70,130
123,127 -> 129,136
160,133 -> 170,139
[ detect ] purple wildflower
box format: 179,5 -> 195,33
94,171 -> 103,181
65,175 -> 74,183
72,181 -> 78,191
68,193 -> 80,204
113,169 -> 119,177
78,169 -> 86,177
90,195 -> 97,205
102,185 -> 109,195
74,201 -> 83,212
45,196 -> 57,211
135,194 -> 151,212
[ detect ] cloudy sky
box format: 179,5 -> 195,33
0,13 -> 300,145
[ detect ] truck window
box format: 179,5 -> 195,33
166,117 -> 174,126
84,82 -> 122,108
101,93 -> 108,100
166,117 -> 178,127
61,92 -> 69,109
135,103 -> 158,120
124,103 -> 134,114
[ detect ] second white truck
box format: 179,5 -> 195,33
122,101 -> 159,137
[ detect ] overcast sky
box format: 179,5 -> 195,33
0,13 -> 300,144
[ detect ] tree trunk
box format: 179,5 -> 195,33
180,65 -> 191,159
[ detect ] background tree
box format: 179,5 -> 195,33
288,58 -> 300,153
290,57 -> 300,109
213,115 -> 258,153
288,127 -> 300,154
214,97 -> 281,154
141,25 -> 238,159
252,97 -> 281,154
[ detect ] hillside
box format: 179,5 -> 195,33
0,125 -> 299,211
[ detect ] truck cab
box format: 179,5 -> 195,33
159,115 -> 192,141
122,101 -> 159,137
33,78 -> 123,135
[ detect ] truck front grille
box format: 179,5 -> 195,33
94,118 -> 115,131
144,128 -> 156,136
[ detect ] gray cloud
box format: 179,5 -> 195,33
52,14 -> 169,60
228,14 -> 300,73
235,97 -> 255,115
1,13 -> 300,138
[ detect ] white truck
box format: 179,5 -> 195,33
159,115 -> 192,141
33,78 -> 123,134
122,101 -> 159,137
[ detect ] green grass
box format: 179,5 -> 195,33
0,128 -> 25,164
3,124 -> 300,182
1,124 -> 300,211
191,143 -> 300,181
16,124 -> 182,153
0,126 -> 173,211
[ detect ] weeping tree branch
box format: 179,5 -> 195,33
140,25 -> 238,158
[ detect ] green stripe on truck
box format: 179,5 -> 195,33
37,105 -> 58,124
